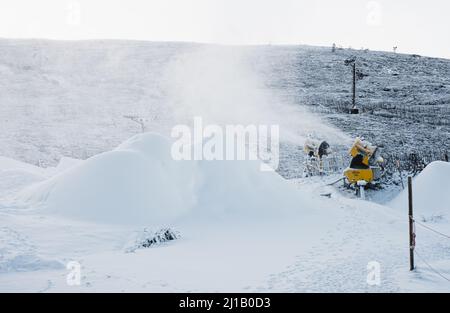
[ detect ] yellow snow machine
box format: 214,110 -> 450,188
343,137 -> 384,187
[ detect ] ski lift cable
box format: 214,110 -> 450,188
414,249 -> 450,283
414,220 -> 450,240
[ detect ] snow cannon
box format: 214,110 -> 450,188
303,136 -> 332,177
343,137 -> 384,186
303,137 -> 332,159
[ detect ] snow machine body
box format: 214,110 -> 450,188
344,137 -> 384,185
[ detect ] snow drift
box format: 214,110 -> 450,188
390,161 -> 450,220
19,133 -> 312,226
0,156 -> 48,201
0,156 -> 46,176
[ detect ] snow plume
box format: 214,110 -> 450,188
162,45 -> 349,146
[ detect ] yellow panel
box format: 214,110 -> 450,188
349,145 -> 359,158
344,168 -> 374,184
362,155 -> 370,166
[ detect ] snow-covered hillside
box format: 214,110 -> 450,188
2,39 -> 448,179
251,45 -> 450,156
1,39 -> 449,292
0,40 -> 341,171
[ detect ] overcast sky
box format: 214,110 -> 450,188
0,0 -> 449,58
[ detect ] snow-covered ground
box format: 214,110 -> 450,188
0,39 -> 449,292
1,134 -> 449,292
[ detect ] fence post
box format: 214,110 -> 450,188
408,176 -> 415,271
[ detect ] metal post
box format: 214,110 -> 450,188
357,180 -> 366,199
352,63 -> 356,109
408,176 -> 415,271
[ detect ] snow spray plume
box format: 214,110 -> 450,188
162,45 -> 349,147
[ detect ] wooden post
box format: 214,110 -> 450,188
408,176 -> 415,271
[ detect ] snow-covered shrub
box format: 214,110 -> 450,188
140,228 -> 180,248
126,228 -> 180,252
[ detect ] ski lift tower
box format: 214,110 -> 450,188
344,57 -> 359,114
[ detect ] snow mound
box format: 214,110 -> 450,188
55,157 -> 83,173
0,156 -> 48,200
390,161 -> 450,220
19,133 -> 312,226
0,156 -> 46,176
